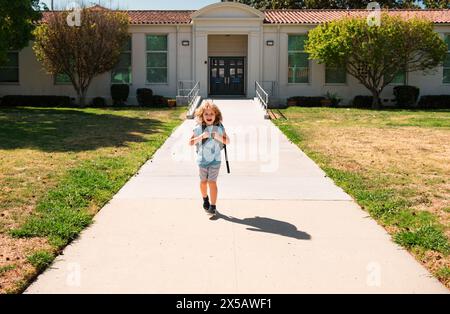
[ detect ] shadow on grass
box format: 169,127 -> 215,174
0,107 -> 168,152
214,213 -> 311,241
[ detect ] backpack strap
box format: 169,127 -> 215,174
218,123 -> 230,174
201,123 -> 208,145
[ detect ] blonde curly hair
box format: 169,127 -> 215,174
195,101 -> 223,125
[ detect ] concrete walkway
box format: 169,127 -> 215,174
26,99 -> 447,293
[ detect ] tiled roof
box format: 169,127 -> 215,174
263,9 -> 450,24
42,9 -> 450,25
124,10 -> 194,24
42,10 -> 194,25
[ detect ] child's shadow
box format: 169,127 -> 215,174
213,213 -> 311,241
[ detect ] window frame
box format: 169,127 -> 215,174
54,73 -> 72,85
111,36 -> 132,85
287,34 -> 310,85
386,69 -> 407,86
0,51 -> 20,84
146,34 -> 168,85
325,64 -> 347,85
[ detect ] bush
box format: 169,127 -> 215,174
91,97 -> 107,108
0,95 -> 72,107
136,88 -> 153,106
417,95 -> 450,109
393,85 -> 420,108
152,95 -> 168,107
325,91 -> 342,107
288,96 -> 326,107
352,96 -> 374,108
110,84 -> 129,106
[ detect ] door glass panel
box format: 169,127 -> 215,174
219,60 -> 225,66
237,60 -> 244,66
211,68 -> 217,78
230,68 -> 236,76
230,60 -> 235,66
219,68 -> 224,77
237,68 -> 243,75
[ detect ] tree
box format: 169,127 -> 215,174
423,0 -> 450,8
230,0 -> 298,9
302,0 -> 419,8
234,0 -> 420,9
33,7 -> 129,106
305,14 -> 448,109
0,0 -> 41,64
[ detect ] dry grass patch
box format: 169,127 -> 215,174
275,107 -> 450,288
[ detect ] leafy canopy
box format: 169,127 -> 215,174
0,0 -> 42,64
33,7 -> 130,106
305,14 -> 448,108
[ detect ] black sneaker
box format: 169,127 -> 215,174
208,205 -> 217,215
203,196 -> 210,211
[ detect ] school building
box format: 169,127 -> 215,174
0,2 -> 449,105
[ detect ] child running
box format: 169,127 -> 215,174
189,101 -> 230,216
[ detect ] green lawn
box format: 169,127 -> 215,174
0,106 -> 184,293
274,107 -> 450,288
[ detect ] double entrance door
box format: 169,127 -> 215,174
209,57 -> 245,96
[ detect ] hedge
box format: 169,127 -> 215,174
110,84 -> 129,106
393,85 -> 420,108
136,88 -> 153,106
287,96 -> 326,107
417,95 -> 450,109
0,95 -> 72,107
352,96 -> 374,108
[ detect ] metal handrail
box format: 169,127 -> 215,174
177,80 -> 196,96
255,81 -> 270,119
186,81 -> 200,118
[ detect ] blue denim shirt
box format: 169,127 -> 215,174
193,124 -> 224,168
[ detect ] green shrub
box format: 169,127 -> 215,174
288,96 -> 326,107
0,95 -> 72,107
418,95 -> 450,109
352,96 -> 373,108
151,95 -> 168,107
136,88 -> 153,106
110,84 -> 129,106
91,97 -> 107,108
393,85 -> 420,108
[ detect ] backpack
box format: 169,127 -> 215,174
197,123 -> 230,174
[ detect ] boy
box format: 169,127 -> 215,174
189,101 -> 230,215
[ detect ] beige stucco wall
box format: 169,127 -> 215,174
0,2 -> 448,106
208,35 -> 248,57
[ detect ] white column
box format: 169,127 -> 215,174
194,31 -> 208,97
247,31 -> 261,97
132,33 -> 146,105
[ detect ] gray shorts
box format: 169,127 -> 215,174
199,164 -> 221,182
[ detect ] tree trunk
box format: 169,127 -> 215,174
78,90 -> 87,107
371,90 -> 381,110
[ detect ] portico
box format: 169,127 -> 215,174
191,3 -> 265,98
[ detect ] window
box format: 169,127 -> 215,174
385,70 -> 406,85
0,52 -> 19,83
444,34 -> 450,84
146,35 -> 167,84
325,65 -> 346,84
112,37 -> 132,84
55,73 -> 71,85
288,35 -> 309,83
